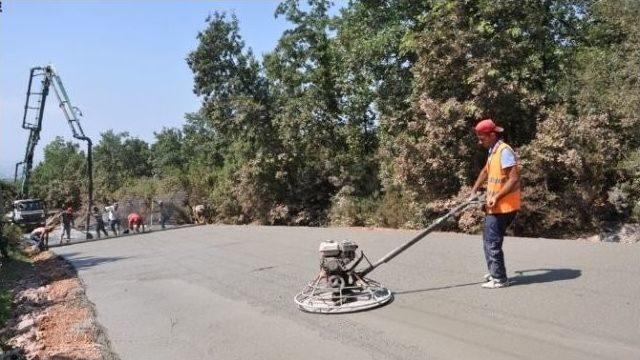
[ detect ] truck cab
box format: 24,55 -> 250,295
6,199 -> 46,230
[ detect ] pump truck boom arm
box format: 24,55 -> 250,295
14,67 -> 51,198
14,65 -> 93,239
46,66 -> 94,232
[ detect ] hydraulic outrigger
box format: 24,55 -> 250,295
14,65 -> 93,239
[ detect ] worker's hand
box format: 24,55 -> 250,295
487,195 -> 497,208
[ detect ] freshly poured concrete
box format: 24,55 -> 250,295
53,225 -> 640,360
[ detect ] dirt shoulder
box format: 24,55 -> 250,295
1,249 -> 118,360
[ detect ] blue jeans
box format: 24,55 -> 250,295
31,234 -> 46,250
61,224 -> 72,240
109,219 -> 121,234
483,212 -> 516,282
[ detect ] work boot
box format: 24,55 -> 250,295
481,279 -> 509,289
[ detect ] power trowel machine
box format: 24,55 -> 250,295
294,194 -> 485,314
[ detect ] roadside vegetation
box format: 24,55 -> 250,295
11,0 -> 639,238
0,252 -> 31,327
0,233 -> 32,352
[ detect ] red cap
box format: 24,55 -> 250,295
66,207 -> 73,213
475,118 -> 504,134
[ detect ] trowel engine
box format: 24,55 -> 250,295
318,240 -> 362,289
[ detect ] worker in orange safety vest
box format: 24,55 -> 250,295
470,118 -> 521,289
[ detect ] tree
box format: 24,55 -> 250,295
327,1 -> 431,225
186,12 -> 279,222
93,131 -> 152,200
518,0 -> 640,234
264,0 -> 345,217
387,0 -> 587,200
1,179 -> 17,215
571,0 -> 640,147
186,12 -> 272,148
150,127 -> 186,176
30,137 -> 87,208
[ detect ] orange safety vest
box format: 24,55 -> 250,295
486,141 -> 521,214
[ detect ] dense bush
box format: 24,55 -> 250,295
2,224 -> 23,246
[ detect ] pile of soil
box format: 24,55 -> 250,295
1,251 -> 118,360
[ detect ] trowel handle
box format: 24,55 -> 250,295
357,194 -> 484,277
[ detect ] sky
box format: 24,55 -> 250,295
0,1 -> 343,178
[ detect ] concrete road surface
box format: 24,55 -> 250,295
52,225 -> 640,360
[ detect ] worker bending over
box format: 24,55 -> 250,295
127,212 -> 145,233
31,225 -> 55,251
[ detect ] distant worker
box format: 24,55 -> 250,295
60,207 -> 75,244
105,202 -> 121,236
31,225 -> 55,251
193,204 -> 206,224
155,200 -> 167,229
127,212 -> 145,233
470,118 -> 521,289
93,206 -> 109,238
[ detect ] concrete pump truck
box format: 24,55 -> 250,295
8,65 -> 93,239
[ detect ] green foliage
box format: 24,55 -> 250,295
334,0 -> 427,194
265,0 -> 344,212
30,137 -> 87,208
150,127 -> 185,176
185,12 -> 281,223
93,131 -> 152,202
608,149 -> 640,222
387,0 -> 587,200
24,0 -> 640,237
335,0 -> 423,118
0,289 -> 11,328
113,177 -> 158,205
572,0 -> 640,127
328,186 -> 377,227
518,107 -> 620,234
516,0 -> 640,235
1,223 -> 23,245
373,186 -> 427,229
186,12 -> 272,146
0,244 -> 33,330
329,185 -> 426,228
0,180 -> 17,214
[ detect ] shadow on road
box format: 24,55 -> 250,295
60,252 -> 129,271
47,224 -> 201,249
393,268 -> 582,295
510,268 -> 582,286
393,281 -> 486,295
